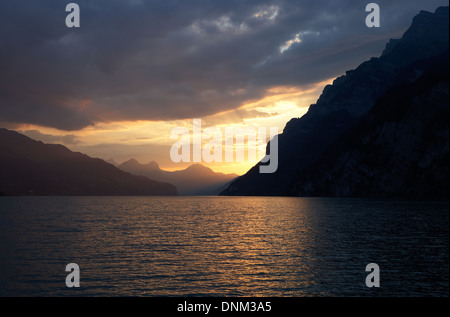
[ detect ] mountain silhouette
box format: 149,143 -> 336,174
221,6 -> 449,199
0,129 -> 177,196
294,50 -> 449,199
119,159 -> 238,195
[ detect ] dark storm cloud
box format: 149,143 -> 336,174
0,0 -> 447,130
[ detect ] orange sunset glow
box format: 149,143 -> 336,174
0,0 -> 448,300
14,80 -> 332,175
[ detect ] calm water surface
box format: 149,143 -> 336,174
0,196 -> 448,297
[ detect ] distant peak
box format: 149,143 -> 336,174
380,6 -> 449,66
145,161 -> 160,170
124,158 -> 140,165
118,159 -> 161,172
186,164 -> 212,171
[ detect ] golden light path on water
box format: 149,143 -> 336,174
2,196 -> 447,296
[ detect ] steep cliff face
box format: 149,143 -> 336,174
294,52 -> 449,199
222,6 -> 449,198
381,7 -> 450,67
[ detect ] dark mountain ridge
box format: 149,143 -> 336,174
0,129 -> 177,196
221,6 -> 449,199
294,50 -> 449,199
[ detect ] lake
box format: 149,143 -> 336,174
0,196 -> 448,297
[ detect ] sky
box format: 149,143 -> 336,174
0,0 -> 448,175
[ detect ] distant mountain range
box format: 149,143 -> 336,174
0,129 -> 177,196
0,128 -> 237,196
222,6 -> 449,200
118,159 -> 238,195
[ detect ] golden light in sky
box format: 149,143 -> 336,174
16,79 -> 332,176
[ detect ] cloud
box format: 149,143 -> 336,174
0,0 -> 448,130
19,130 -> 81,145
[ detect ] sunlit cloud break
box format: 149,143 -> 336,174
171,119 -> 279,174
